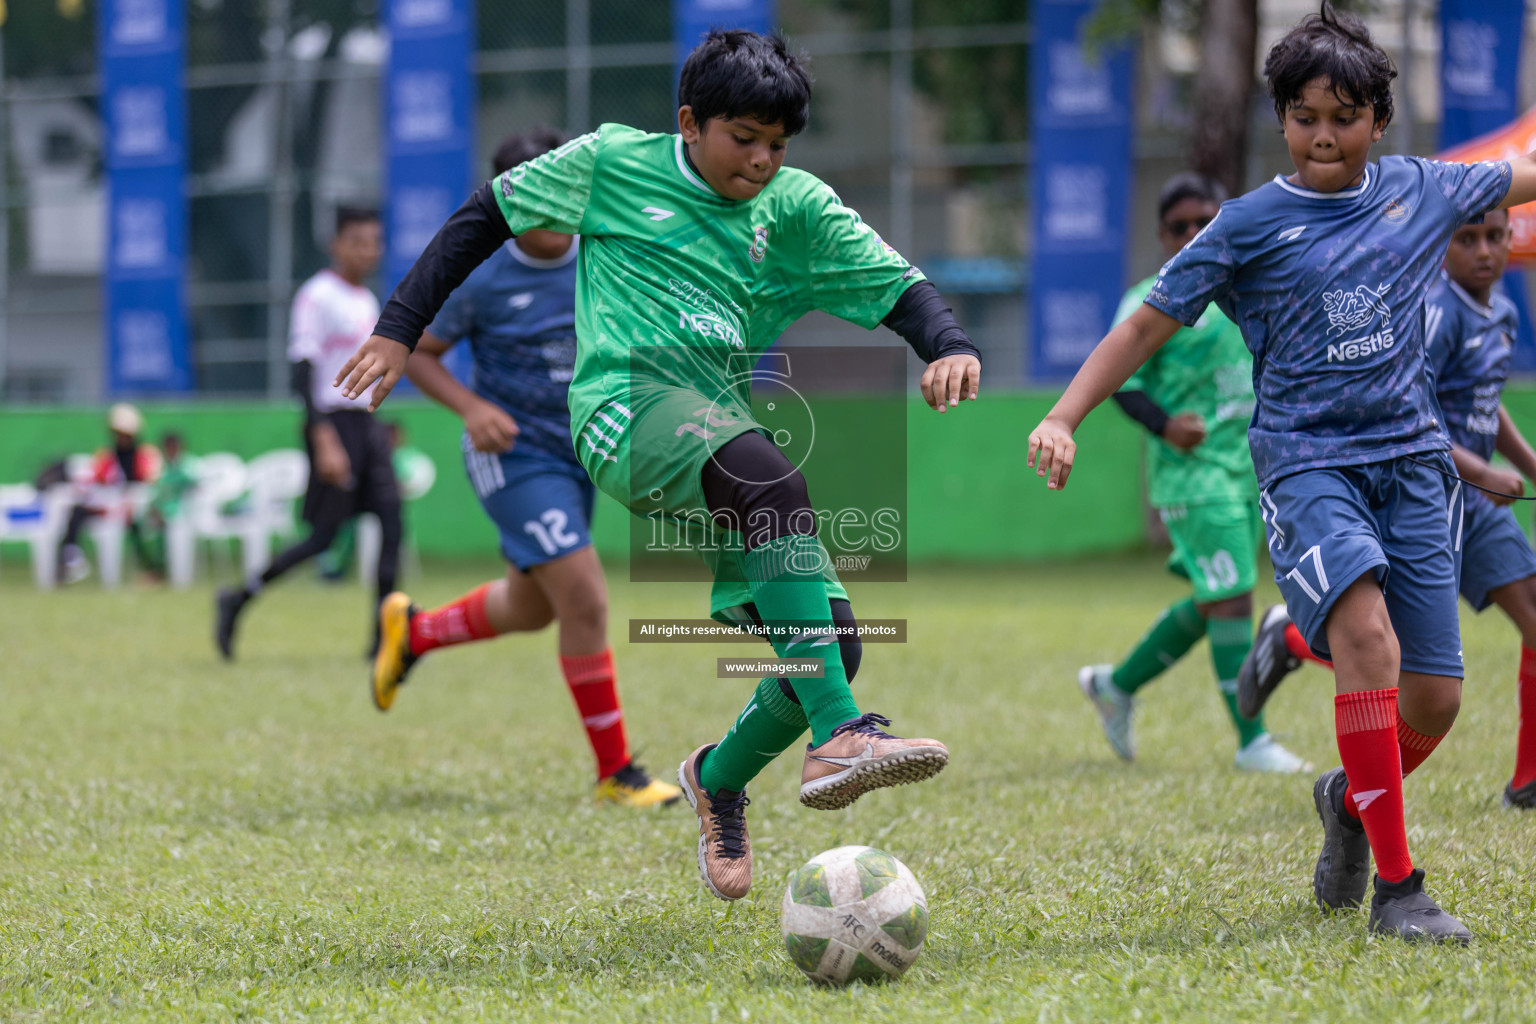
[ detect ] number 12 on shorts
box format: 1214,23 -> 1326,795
525,508 -> 580,556
1285,544 -> 1330,604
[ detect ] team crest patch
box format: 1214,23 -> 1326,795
750,225 -> 769,263
1383,197 -> 1410,223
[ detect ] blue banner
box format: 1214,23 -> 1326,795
385,0 -> 475,385
385,0 -> 475,291
1439,0 -> 1535,370
99,0 -> 192,395
1027,0 -> 1135,382
674,0 -> 774,74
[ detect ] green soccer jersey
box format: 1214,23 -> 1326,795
1118,274 -> 1255,508
490,124 -> 923,467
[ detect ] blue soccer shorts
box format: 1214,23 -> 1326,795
1459,497 -> 1536,612
1260,452 -> 1464,678
462,438 -> 596,571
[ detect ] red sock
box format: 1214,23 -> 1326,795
1335,689 -> 1412,883
1396,709 -> 1446,778
560,648 -> 631,780
1514,647 -> 1536,789
1284,622 -> 1333,668
408,583 -> 499,655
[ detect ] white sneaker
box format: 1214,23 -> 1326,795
1234,733 -> 1312,774
1078,664 -> 1135,761
60,544 -> 90,585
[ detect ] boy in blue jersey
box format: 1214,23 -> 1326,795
370,129 -> 683,809
1028,4 -> 1536,941
1248,207 -> 1536,810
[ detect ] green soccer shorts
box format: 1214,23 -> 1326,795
574,381 -> 846,620
1158,497 -> 1261,603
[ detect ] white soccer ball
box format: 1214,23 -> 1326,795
780,845 -> 928,985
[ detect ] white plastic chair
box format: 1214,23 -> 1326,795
358,450 -> 437,584
246,449 -> 309,540
0,483 -> 71,588
185,453 -> 267,581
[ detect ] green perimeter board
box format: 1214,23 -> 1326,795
0,394 -> 1147,561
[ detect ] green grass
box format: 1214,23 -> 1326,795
3,556 -> 1536,1022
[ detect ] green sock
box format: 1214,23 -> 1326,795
700,677 -> 809,794
1207,614 -> 1266,747
745,535 -> 859,745
1111,597 -> 1207,695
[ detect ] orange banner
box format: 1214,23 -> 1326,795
1441,107 -> 1536,263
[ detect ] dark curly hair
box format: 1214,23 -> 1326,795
1264,2 -> 1396,128
678,29 -> 812,137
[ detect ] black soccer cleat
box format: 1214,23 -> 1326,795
1313,767 -> 1371,911
1504,779 -> 1536,810
1369,869 -> 1471,944
1237,604 -> 1303,719
215,587 -> 247,661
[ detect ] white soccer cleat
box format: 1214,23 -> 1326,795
1234,733 -> 1312,774
1078,663 -> 1135,761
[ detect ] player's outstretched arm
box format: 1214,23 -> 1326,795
406,332 -> 519,453
1027,303 -> 1182,490
1502,153 -> 1536,209
1496,404 -> 1536,485
334,183 -> 514,409
881,281 -> 982,412
1450,441 -> 1523,506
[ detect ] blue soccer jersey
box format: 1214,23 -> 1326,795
1146,155 -> 1512,487
1424,270 -> 1519,463
426,238 -> 581,461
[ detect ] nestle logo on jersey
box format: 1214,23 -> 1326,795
1323,283 -> 1395,363
679,310 -> 743,349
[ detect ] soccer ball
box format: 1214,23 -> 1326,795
780,845 -> 928,985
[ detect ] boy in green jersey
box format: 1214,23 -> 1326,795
335,31 -> 979,900
1078,173 -> 1309,774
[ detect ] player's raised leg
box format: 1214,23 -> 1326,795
695,431 -> 947,813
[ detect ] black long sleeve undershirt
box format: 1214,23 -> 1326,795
1112,389 -> 1170,438
372,182 -> 512,351
880,281 -> 981,363
290,359 -> 327,427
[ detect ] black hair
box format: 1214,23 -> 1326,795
492,126 -> 566,176
678,29 -> 811,137
1157,172 -> 1227,223
160,431 -> 183,448
336,205 -> 381,235
1264,2 -> 1395,127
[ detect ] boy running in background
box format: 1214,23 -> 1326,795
1028,5 -> 1536,941
1246,207 -> 1536,810
335,31 -> 977,901
216,208 -> 402,660
1079,172 -> 1309,774
372,128 -> 683,810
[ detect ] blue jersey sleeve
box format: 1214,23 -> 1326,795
425,279 -> 476,345
1424,158 -> 1512,224
1144,211 -> 1237,328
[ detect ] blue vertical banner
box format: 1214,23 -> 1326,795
1027,0 -> 1135,382
99,0 -> 192,395
1439,0 -> 1534,370
674,0 -> 774,74
385,0 -> 475,292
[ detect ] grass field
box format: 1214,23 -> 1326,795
4,556 -> 1536,1022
